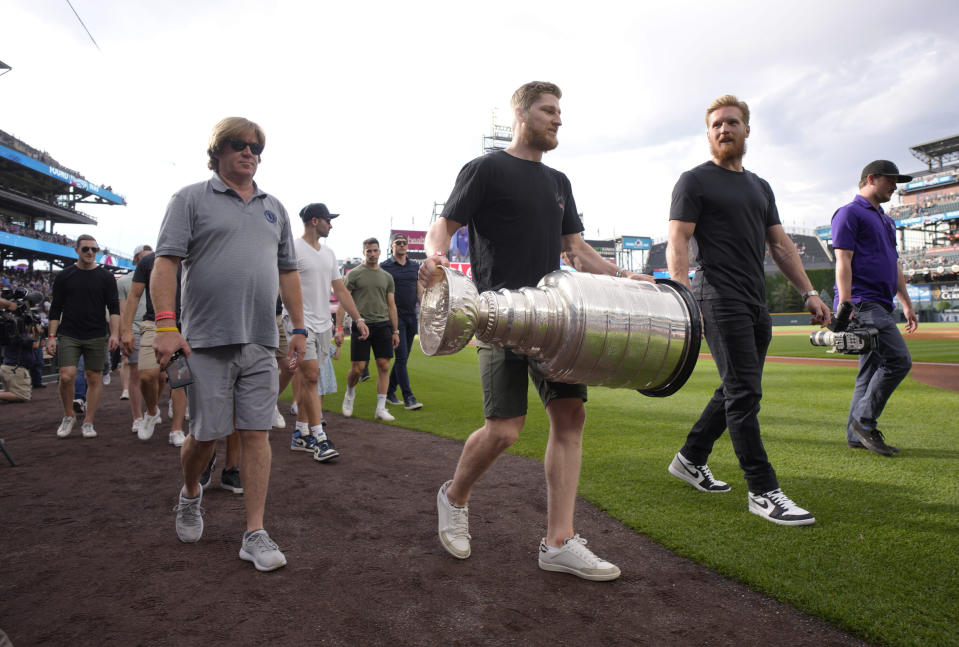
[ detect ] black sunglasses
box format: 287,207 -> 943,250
393,240 -> 408,245
225,138 -> 263,155
80,246 -> 99,253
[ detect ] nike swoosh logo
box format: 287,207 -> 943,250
753,499 -> 770,510
682,464 -> 701,479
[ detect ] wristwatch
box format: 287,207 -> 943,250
291,328 -> 308,336
802,290 -> 818,302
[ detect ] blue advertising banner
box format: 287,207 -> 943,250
895,210 -> 959,227
903,174 -> 956,192
0,143 -> 124,205
621,236 -> 652,250
815,225 -> 832,241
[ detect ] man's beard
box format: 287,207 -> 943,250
711,136 -> 746,163
522,127 -> 558,152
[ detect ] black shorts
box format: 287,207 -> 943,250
351,321 -> 394,362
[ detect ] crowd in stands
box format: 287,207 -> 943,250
889,190 -> 959,220
1,267 -> 55,304
0,218 -> 73,246
901,247 -> 959,284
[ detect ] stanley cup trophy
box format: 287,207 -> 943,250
419,267 -> 702,397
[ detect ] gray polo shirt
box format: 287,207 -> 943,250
155,174 -> 297,349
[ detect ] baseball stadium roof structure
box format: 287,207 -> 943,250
909,134 -> 959,171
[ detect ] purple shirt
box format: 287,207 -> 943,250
831,194 -> 900,310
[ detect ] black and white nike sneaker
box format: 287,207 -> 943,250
748,488 -> 816,526
668,451 -> 731,492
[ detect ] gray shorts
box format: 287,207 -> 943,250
127,328 -> 142,365
302,328 -> 332,363
186,344 -> 278,441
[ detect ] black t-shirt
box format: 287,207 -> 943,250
49,264 -> 120,339
441,150 -> 584,293
133,252 -> 182,321
669,161 -> 781,305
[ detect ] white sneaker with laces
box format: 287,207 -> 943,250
668,451 -> 730,493
81,422 -> 97,438
139,410 -> 162,441
538,534 -> 621,581
272,405 -> 286,429
748,488 -> 815,526
120,389 -> 130,400
169,430 -> 186,447
103,372 -> 111,386
56,416 -> 76,438
132,417 -> 143,434
437,480 -> 471,559
342,390 -> 355,417
374,408 -> 395,422
239,529 -> 287,572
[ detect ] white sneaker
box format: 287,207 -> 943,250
132,417 -> 143,434
538,535 -> 621,581
342,390 -> 355,417
120,389 -> 130,400
103,372 -> 111,386
748,488 -> 816,526
272,405 -> 286,429
668,451 -> 730,493
139,410 -> 161,441
56,416 -> 76,438
81,422 -> 97,438
374,408 -> 395,422
169,430 -> 186,447
437,480 -> 471,559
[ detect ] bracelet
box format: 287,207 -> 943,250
155,327 -> 179,332
355,317 -> 365,323
291,328 -> 308,336
155,311 -> 176,321
802,290 -> 818,302
393,330 -> 400,335
336,327 -> 344,332
48,334 -> 55,338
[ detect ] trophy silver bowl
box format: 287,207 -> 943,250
419,267 -> 702,396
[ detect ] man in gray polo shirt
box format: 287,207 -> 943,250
151,117 -> 307,572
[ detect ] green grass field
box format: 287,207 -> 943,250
306,328 -> 959,647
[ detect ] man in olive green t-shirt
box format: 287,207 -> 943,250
337,238 -> 399,421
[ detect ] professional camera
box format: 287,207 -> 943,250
809,301 -> 879,355
0,287 -> 44,347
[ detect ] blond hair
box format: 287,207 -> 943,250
206,117 -> 266,172
510,81 -> 562,112
705,95 -> 750,126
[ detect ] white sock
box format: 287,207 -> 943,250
346,385 -> 355,396
310,424 -> 325,439
295,421 -> 308,433
376,394 -> 387,410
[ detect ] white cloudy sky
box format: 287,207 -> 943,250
2,0 -> 957,261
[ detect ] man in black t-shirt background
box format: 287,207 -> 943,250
665,94 -> 830,526
47,234 -> 120,439
419,81 -> 651,582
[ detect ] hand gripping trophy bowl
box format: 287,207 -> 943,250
419,267 -> 702,397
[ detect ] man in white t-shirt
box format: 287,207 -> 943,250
285,203 -> 368,462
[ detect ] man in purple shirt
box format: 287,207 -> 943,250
831,160 -> 918,457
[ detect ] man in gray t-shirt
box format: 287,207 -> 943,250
152,117 -> 307,572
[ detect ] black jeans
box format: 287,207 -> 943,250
680,299 -> 778,494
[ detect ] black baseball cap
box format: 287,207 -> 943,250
299,203 -> 339,222
860,160 -> 912,183
390,232 -> 408,243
